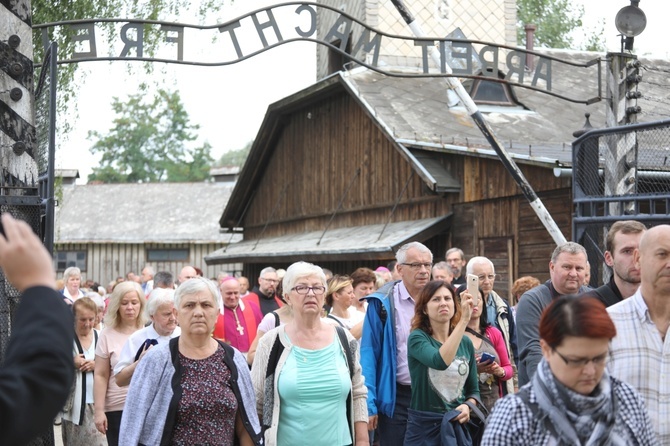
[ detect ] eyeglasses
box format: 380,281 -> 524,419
401,262 -> 433,270
260,278 -> 279,283
477,274 -> 498,282
553,348 -> 608,368
291,285 -> 326,295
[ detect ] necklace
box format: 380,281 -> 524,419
231,306 -> 244,335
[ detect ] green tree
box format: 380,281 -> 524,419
217,140 -> 253,168
517,0 -> 584,49
88,88 -> 213,183
33,0 -> 228,132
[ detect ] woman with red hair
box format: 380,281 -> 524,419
482,295 -> 656,445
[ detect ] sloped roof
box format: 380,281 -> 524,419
56,182 -> 240,244
220,49 -> 670,229
206,215 -> 451,264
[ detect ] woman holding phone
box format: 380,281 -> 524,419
464,289 -> 513,412
405,280 -> 480,444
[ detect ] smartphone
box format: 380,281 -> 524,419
479,352 -> 495,363
467,274 -> 479,307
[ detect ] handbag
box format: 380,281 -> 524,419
464,396 -> 489,446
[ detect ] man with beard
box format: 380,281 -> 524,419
516,242 -> 590,385
361,241 -> 432,446
588,220 -> 646,306
446,247 -> 466,285
243,266 -> 284,316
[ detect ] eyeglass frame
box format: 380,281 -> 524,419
401,262 -> 433,270
260,277 -> 279,283
291,285 -> 327,295
552,348 -> 608,368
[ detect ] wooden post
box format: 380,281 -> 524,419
1,0 -> 38,184
605,53 -> 639,215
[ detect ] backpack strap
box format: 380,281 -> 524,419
327,314 -> 346,328
335,326 -> 354,379
272,311 -> 280,328
265,332 -> 285,379
465,327 -> 495,349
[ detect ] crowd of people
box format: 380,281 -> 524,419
2,211 -> 669,446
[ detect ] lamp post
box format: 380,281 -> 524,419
604,1 -> 647,215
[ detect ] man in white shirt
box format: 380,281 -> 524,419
608,224 -> 670,443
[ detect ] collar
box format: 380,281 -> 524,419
397,281 -> 415,302
631,288 -> 654,325
222,300 -> 245,315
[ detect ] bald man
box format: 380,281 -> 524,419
177,266 -> 197,286
608,224 -> 670,443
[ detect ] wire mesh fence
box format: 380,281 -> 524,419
573,119 -> 670,287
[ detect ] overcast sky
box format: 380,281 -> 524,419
57,0 -> 664,183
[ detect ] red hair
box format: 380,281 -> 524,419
539,295 -> 616,348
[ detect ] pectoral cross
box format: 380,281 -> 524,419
236,323 -> 244,335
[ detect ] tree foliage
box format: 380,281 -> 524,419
32,0 -> 229,132
88,88 -> 213,183
517,0 -> 584,49
216,140 -> 253,168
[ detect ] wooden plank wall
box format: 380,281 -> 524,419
55,242 -> 242,287
242,94 -> 453,239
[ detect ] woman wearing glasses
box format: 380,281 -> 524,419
251,261 -> 369,446
482,295 -> 656,445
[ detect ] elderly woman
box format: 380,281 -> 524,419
61,297 -> 107,445
119,277 -> 260,444
326,275 -> 364,339
404,280 -> 480,444
62,266 -> 85,304
251,262 -> 368,446
482,295 -> 657,445
113,288 -> 181,386
94,281 -> 146,446
464,289 -> 513,412
247,303 -> 292,366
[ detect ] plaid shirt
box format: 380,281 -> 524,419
608,289 -> 670,444
481,378 -> 657,445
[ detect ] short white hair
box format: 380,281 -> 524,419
146,288 -> 176,317
282,262 -> 326,299
174,277 -> 219,311
466,256 -> 495,275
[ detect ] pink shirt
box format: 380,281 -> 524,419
95,327 -> 135,411
393,281 -> 416,385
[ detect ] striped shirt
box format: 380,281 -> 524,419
607,289 -> 670,444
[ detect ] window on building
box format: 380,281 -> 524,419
56,251 -> 87,272
147,249 -> 189,262
327,34 -> 353,76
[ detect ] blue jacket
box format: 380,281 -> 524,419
360,281 -> 399,418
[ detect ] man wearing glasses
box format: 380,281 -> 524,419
360,241 -> 432,446
244,266 -> 284,316
465,256 -> 518,395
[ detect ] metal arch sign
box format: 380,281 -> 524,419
33,1 -> 601,104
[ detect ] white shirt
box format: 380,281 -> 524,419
608,289 -> 670,444
113,324 -> 181,376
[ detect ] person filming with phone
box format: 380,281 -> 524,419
0,214 -> 75,446
404,279 -> 481,444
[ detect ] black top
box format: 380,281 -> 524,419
0,286 -> 74,446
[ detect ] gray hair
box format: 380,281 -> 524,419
259,266 -> 277,279
62,266 -> 81,281
282,262 -> 326,299
551,242 -> 587,263
466,256 -> 495,275
146,288 -> 176,317
445,247 -> 464,260
174,277 -> 219,311
154,271 -> 174,288
86,292 -> 105,309
432,261 -> 451,273
142,265 -> 155,276
396,242 -> 433,264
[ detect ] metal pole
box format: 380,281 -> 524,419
389,0 -> 567,246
